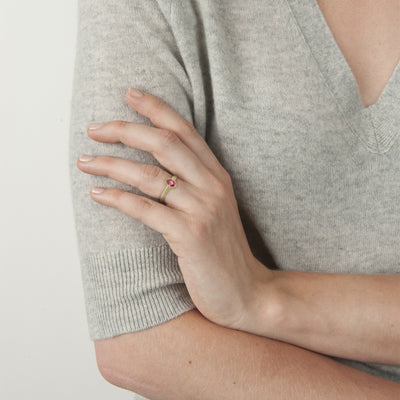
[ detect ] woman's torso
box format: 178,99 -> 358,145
169,0 -> 400,383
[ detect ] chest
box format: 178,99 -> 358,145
316,0 -> 400,107
175,0 -> 400,273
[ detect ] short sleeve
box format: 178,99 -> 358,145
68,0 -> 196,340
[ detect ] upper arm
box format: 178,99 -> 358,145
69,0 -> 198,343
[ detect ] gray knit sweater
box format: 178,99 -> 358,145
69,0 -> 400,390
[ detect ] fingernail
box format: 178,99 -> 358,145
91,187 -> 105,194
79,154 -> 95,162
88,123 -> 105,130
128,87 -> 144,98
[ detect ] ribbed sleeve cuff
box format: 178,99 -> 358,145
83,246 -> 196,340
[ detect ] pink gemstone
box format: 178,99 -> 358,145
167,179 -> 176,187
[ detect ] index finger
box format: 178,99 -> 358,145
125,88 -> 226,180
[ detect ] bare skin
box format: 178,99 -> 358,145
95,309 -> 400,400
316,0 -> 400,107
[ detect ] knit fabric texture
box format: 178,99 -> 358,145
69,0 -> 400,388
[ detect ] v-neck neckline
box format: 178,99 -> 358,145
286,0 -> 400,154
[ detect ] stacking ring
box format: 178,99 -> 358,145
159,175 -> 178,204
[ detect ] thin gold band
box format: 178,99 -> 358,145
159,176 -> 178,203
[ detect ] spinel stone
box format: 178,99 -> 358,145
167,179 -> 176,187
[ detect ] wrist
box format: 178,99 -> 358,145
237,260 -> 284,338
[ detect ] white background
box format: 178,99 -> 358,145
0,1 -> 131,398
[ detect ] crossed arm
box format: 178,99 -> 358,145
94,262 -> 400,399
82,92 -> 400,398
239,261 -> 400,365
95,308 -> 400,399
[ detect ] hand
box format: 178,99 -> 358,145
77,87 -> 273,329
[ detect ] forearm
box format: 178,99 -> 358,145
245,264 -> 400,364
96,309 -> 399,399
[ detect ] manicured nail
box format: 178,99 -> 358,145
87,123 -> 105,130
128,87 -> 144,98
91,187 -> 105,194
79,154 -> 95,162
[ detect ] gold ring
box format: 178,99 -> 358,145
159,176 -> 177,203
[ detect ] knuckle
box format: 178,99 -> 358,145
182,118 -> 198,136
204,196 -> 225,221
158,129 -> 180,147
141,163 -> 162,179
94,156 -> 119,180
111,120 -> 128,130
186,215 -> 210,241
108,188 -> 125,202
108,121 -> 130,142
138,196 -> 155,212
201,174 -> 233,219
152,97 -> 165,114
209,174 -> 231,201
221,168 -> 233,187
97,155 -> 115,168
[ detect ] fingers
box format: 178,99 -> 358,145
78,88 -> 237,240
125,88 -> 227,181
88,186 -> 187,240
77,154 -> 201,213
87,121 -> 213,189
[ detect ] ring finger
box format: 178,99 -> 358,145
77,154 -> 200,212
86,121 -> 214,190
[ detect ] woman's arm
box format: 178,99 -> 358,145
78,82 -> 400,370
96,309 -> 400,399
240,260 -> 400,365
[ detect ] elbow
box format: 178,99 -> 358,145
93,337 -> 140,390
94,338 -> 121,386
97,363 -> 120,387
93,332 -> 162,396
97,365 -> 136,391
